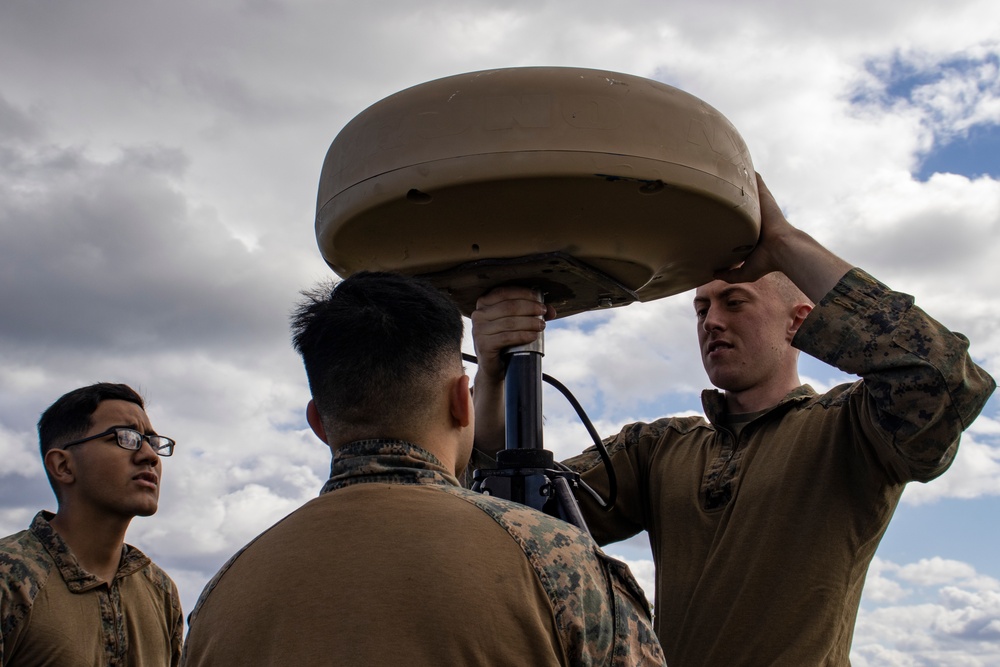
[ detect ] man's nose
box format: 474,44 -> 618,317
702,306 -> 724,331
134,437 -> 160,465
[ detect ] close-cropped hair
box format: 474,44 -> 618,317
761,271 -> 812,308
290,271 -> 464,431
38,382 -> 145,498
37,382 -> 145,457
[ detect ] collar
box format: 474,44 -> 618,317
700,385 -> 817,428
320,439 -> 460,496
30,511 -> 150,593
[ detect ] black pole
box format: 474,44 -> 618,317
491,335 -> 549,513
504,345 -> 544,451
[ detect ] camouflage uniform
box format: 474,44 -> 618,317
562,268 -> 996,667
0,511 -> 183,667
183,440 -> 665,666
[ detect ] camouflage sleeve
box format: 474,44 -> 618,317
1,531 -> 50,667
562,419 -> 676,547
457,490 -> 665,665
596,551 -> 666,666
794,268 -> 996,481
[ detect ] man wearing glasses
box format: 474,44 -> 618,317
0,382 -> 183,667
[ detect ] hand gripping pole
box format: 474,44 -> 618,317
472,293 -> 590,532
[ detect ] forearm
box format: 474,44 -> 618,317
472,369 -> 506,458
796,269 -> 996,475
766,225 -> 853,304
562,421 -> 662,546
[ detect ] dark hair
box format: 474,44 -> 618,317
290,272 -> 464,433
37,382 -> 145,495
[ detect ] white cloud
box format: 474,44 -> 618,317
0,423 -> 40,479
903,435 -> 1000,505
855,558 -> 1000,665
898,558 -> 979,587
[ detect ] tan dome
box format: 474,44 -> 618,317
316,66 -> 759,317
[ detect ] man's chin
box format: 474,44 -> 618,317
133,503 -> 159,518
707,372 -> 748,394
706,369 -> 734,390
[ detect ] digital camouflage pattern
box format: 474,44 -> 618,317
185,440 -> 665,666
559,268 -> 995,666
440,456 -> 664,665
798,268 -> 994,476
0,512 -> 183,667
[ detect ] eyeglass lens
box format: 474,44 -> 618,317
116,429 -> 174,456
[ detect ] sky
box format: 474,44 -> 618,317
1,0 -> 998,663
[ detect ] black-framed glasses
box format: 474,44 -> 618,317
60,428 -> 175,457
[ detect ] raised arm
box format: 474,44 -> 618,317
470,287 -> 554,457
734,177 -> 995,479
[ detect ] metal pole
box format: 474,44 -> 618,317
504,336 -> 544,451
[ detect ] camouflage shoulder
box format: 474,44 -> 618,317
1,529 -> 54,587
595,552 -> 665,665
447,486 -> 597,555
445,488 -> 618,663
1,529 -> 55,642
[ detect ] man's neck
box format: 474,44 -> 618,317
724,376 -> 802,414
48,507 -> 131,584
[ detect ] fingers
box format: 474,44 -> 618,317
756,173 -> 788,230
476,285 -> 545,309
471,287 -> 551,380
712,173 -> 790,284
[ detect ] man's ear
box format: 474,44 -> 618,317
449,375 -> 472,428
306,400 -> 329,444
44,449 -> 75,488
788,303 -> 813,338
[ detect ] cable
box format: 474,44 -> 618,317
462,352 -> 617,511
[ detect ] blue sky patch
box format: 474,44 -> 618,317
916,122 -> 1000,180
854,51 -> 1000,181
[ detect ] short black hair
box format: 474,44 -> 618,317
37,382 -> 145,495
290,271 -> 464,435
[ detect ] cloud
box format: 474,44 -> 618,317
898,557 -> 980,587
902,434 -> 1000,505
0,137 -> 306,354
0,421 -> 40,478
854,557 -> 1000,665
856,48 -> 1000,140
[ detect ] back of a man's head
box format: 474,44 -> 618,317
290,271 -> 464,438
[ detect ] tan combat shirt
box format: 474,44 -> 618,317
0,511 -> 183,667
564,268 -> 996,666
182,440 -> 665,666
